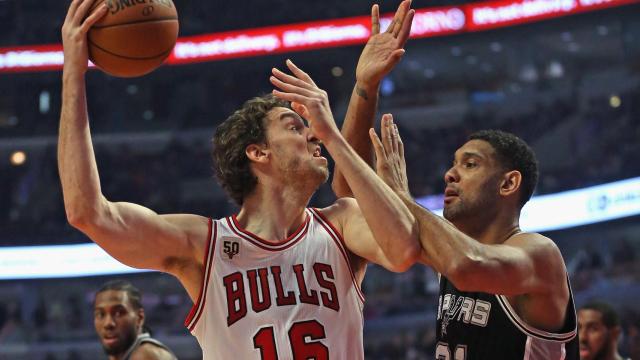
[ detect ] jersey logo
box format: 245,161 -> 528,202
222,238 -> 240,259
441,295 -> 464,336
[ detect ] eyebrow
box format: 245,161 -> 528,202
454,151 -> 485,161
279,111 -> 304,123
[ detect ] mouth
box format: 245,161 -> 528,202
443,188 -> 458,204
102,335 -> 119,347
312,147 -> 326,161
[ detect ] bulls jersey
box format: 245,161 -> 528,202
436,276 -> 579,359
185,208 -> 365,360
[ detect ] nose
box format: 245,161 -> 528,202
444,166 -> 459,184
103,314 -> 116,329
307,131 -> 320,145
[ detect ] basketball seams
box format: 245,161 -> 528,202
88,39 -> 174,60
91,17 -> 178,29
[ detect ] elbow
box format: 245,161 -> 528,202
64,199 -> 105,230
388,237 -> 421,273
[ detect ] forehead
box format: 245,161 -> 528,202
578,309 -> 604,324
94,290 -> 131,309
454,139 -> 497,160
266,107 -> 303,126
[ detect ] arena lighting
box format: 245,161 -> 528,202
0,177 -> 638,280
0,0 -> 638,73
10,150 -> 26,166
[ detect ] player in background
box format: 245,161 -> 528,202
578,301 -> 629,360
93,280 -> 177,360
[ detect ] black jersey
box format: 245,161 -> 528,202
436,276 -> 579,360
122,332 -> 177,360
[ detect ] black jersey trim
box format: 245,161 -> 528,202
496,295 -> 576,342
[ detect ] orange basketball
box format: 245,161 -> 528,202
87,0 -> 179,78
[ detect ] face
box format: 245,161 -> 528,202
263,107 -> 329,187
442,140 -> 503,223
94,290 -> 143,357
578,309 -> 614,360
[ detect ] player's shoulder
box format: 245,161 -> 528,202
314,197 -> 359,223
508,232 -> 565,265
129,341 -> 175,360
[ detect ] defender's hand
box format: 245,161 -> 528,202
356,0 -> 415,88
369,114 -> 411,198
61,0 -> 107,74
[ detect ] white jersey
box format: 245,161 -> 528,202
185,208 -> 365,360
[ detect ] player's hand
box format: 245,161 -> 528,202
61,0 -> 107,74
356,0 -> 415,88
271,59 -> 340,143
369,114 -> 411,198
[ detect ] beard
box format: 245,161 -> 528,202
443,178 -> 499,224
101,329 -> 138,356
279,157 -> 329,191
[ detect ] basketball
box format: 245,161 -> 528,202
87,0 -> 179,78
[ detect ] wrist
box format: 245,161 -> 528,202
355,80 -> 380,95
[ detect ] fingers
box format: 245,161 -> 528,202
381,114 -> 395,155
387,0 -> 412,37
272,67 -> 316,92
272,89 -> 308,105
65,0 -> 82,25
369,128 -> 387,160
371,4 -> 380,35
270,75 -> 317,99
81,3 -> 108,33
396,9 -> 415,45
285,59 -> 317,87
395,124 -> 405,160
73,0 -> 98,26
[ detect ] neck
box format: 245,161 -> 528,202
237,183 -> 312,243
455,209 -> 521,245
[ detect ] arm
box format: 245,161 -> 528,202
371,118 -> 567,295
58,0 -> 205,287
332,0 -> 415,197
270,61 -> 420,272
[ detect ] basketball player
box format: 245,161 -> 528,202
578,302 -> 628,360
59,0 -> 416,358
333,116 -> 580,356
93,280 -> 176,360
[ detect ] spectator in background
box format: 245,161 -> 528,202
93,280 -> 176,360
578,301 -> 628,360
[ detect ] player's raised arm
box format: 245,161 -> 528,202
332,0 -> 414,198
58,0 -> 206,294
271,60 -> 420,272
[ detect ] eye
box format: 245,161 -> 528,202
463,161 -> 477,168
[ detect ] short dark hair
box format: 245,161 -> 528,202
95,280 -> 143,311
468,130 -> 539,207
212,95 -> 290,205
580,301 -> 621,328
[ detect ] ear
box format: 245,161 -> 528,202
137,307 -> 145,332
611,325 -> 622,342
246,143 -> 270,164
499,170 -> 522,198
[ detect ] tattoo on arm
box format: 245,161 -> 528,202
356,86 -> 369,101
